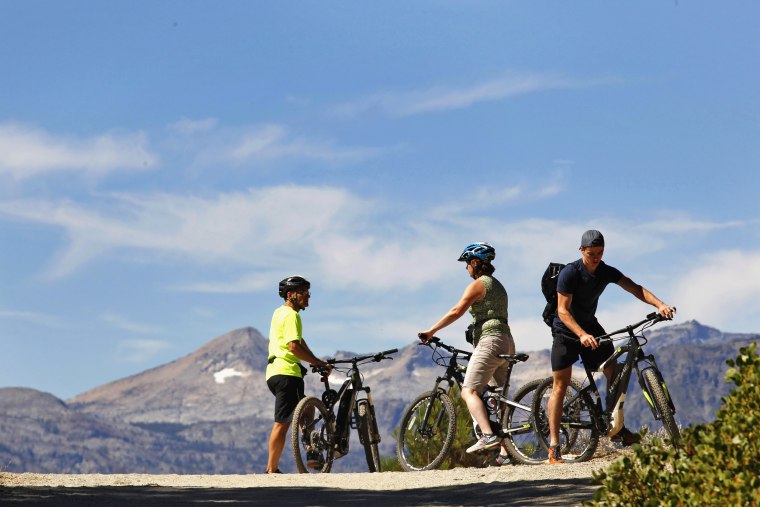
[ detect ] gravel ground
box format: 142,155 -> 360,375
0,457 -> 620,506
0,459 -> 611,489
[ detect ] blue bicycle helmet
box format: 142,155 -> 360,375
458,242 -> 496,262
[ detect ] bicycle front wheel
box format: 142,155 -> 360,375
291,396 -> 334,473
356,400 -> 381,472
501,378 -> 549,465
642,368 -> 681,444
532,377 -> 599,463
396,390 -> 456,471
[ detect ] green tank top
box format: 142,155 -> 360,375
469,275 -> 509,343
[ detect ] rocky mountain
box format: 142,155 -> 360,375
0,320 -> 755,474
69,327 -> 271,424
0,388 -> 266,473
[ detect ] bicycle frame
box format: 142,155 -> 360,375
566,313 -> 675,436
420,341 -> 470,434
483,355 -> 532,438
321,364 -> 369,455
293,348 -> 396,474
420,338 -> 534,439
398,336 -> 549,469
318,350 -> 395,456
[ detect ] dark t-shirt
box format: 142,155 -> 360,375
552,259 -> 624,333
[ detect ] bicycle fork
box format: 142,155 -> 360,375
357,387 -> 381,445
636,355 -> 676,421
418,379 -> 454,437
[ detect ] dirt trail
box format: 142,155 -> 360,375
0,459 -> 613,506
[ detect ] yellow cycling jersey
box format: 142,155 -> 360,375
265,305 -> 304,380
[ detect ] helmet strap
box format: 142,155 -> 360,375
286,294 -> 305,312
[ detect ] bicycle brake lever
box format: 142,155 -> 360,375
375,348 -> 398,361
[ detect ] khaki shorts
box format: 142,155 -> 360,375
463,333 -> 516,392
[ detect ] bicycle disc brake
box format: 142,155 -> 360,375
322,389 -> 339,407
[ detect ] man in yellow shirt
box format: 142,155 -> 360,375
265,276 -> 330,474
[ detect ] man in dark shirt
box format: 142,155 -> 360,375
547,230 -> 676,464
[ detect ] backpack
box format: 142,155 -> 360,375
541,262 -> 566,327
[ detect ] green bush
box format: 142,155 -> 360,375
380,454 -> 403,472
589,342 -> 760,506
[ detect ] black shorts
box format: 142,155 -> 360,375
267,374 -> 305,423
550,321 -> 614,372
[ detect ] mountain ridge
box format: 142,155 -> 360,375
1,319 -> 756,473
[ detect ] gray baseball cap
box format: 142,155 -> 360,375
581,230 -> 605,248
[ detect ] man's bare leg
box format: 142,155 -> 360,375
548,367 -> 572,446
267,421 -> 290,473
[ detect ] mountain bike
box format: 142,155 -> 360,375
291,348 -> 398,473
395,336 -> 549,471
532,312 -> 680,462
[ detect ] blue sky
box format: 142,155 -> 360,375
1,2 -> 758,399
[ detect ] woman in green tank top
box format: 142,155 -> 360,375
418,243 -> 516,461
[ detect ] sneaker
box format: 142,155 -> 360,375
306,449 -> 324,470
611,426 -> 641,446
548,444 -> 565,464
466,433 -> 501,454
494,454 -> 511,466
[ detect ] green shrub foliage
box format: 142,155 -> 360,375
380,453 -> 403,472
590,342 -> 760,506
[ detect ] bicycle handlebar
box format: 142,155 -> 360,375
311,348 -> 398,373
419,335 -> 472,357
596,311 -> 673,342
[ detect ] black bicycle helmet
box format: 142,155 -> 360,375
278,276 -> 311,299
458,242 -> 496,262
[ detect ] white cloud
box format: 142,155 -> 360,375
177,272 -> 274,294
0,122 -> 157,179
0,183 -> 755,316
225,124 -> 382,164
428,182 -> 567,218
0,309 -> 62,327
117,339 -> 171,363
167,117 -> 219,135
161,122 -> 384,169
0,185 -> 366,278
227,124 -> 287,161
314,233 -> 451,291
101,312 -> 164,335
334,73 -> 618,117
671,250 -> 760,332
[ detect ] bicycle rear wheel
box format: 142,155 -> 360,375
291,396 -> 334,473
396,390 -> 456,471
642,368 -> 681,444
501,378 -> 549,465
532,377 -> 599,463
356,400 -> 381,472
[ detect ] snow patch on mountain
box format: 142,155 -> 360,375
213,368 -> 251,384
